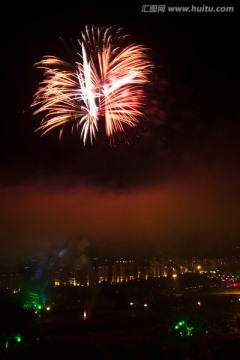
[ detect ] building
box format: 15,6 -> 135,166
111,260 -> 136,283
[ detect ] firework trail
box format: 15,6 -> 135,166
31,25 -> 153,145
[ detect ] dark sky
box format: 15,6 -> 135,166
1,1 -> 239,264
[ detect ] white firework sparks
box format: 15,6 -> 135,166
31,25 -> 153,145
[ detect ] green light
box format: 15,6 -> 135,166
178,321 -> 185,326
15,335 -> 22,343
174,320 -> 194,337
186,326 -> 194,336
5,340 -> 8,349
22,290 -> 43,311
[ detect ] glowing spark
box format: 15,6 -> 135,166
31,25 -> 153,145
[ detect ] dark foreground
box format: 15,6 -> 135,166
1,309 -> 240,360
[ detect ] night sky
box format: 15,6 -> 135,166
1,1 -> 239,264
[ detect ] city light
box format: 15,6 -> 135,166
15,335 -> 22,343
196,265 -> 202,273
174,320 -> 194,336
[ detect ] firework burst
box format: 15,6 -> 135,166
31,25 -> 153,145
